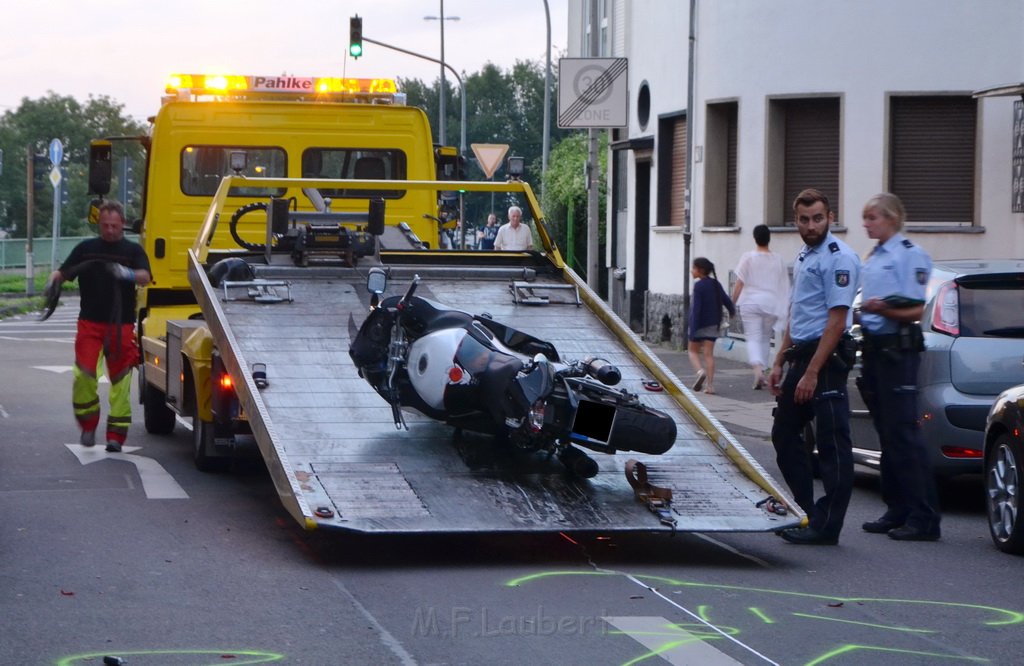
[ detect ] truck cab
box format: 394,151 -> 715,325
89,73 -> 452,449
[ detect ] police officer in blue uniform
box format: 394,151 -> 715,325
770,188 -> 860,545
858,193 -> 941,541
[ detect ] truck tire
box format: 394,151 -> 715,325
143,382 -> 176,435
190,393 -> 229,473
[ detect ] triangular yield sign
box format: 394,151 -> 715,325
471,143 -> 510,179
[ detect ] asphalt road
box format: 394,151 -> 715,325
1,301 -> 1022,665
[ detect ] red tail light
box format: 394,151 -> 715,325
219,374 -> 233,390
931,281 -> 959,336
941,446 -> 982,459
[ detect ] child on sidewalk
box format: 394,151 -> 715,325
688,257 -> 735,394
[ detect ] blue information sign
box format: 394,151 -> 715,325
49,138 -> 64,166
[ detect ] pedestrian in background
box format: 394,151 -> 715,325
478,213 -> 499,250
731,224 -> 791,390
688,257 -> 735,395
858,192 -> 941,541
46,200 -> 151,453
494,206 -> 534,251
770,188 -> 860,545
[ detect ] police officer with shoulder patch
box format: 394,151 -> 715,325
858,193 -> 941,541
770,188 -> 860,545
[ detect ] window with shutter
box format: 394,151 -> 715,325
704,101 -> 738,228
889,96 -> 976,225
771,98 -> 840,225
656,113 -> 686,226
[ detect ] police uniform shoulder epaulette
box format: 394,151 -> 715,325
828,242 -> 839,253
902,239 -> 913,248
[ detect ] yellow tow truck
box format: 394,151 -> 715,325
86,72 -> 802,534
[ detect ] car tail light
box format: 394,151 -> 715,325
941,446 -> 982,459
931,281 -> 959,336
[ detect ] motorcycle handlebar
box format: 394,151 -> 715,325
398,275 -> 420,309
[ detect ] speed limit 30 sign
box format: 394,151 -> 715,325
558,58 -> 628,128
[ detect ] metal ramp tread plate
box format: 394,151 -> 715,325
215,274 -> 798,533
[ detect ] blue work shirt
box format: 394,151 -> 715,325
860,232 -> 932,335
788,231 -> 861,343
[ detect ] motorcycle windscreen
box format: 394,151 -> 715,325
570,399 -> 617,449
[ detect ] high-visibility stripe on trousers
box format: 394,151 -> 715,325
73,320 -> 139,445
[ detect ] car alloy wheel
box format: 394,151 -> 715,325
986,434 -> 1024,554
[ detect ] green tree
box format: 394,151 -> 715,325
0,93 -> 145,239
402,58 -> 570,230
538,131 -> 607,276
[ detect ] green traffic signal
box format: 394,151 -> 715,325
349,16 -> 363,59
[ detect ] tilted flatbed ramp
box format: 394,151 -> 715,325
189,252 -> 802,533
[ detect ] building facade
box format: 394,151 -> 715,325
567,0 -> 1024,345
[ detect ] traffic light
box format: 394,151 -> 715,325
349,16 -> 363,59
32,154 -> 48,183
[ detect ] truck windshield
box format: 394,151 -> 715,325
301,148 -> 407,199
181,145 -> 287,197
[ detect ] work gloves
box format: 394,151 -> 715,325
108,263 -> 137,283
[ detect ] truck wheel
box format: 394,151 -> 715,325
986,434 -> 1024,554
143,383 -> 176,435
190,394 -> 229,473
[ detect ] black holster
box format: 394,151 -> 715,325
783,333 -> 856,372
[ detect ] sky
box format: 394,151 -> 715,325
1,0 -> 569,122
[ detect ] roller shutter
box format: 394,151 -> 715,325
890,96 -> 976,224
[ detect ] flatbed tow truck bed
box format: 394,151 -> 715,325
189,250 -> 803,534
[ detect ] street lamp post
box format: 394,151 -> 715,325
542,0 -> 551,202
424,1 -> 460,146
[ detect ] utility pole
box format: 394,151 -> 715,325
586,0 -> 601,291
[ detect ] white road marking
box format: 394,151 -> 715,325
693,532 -> 773,568
620,574 -> 779,665
604,616 -> 745,665
0,335 -> 75,342
34,365 -> 73,374
33,365 -> 108,382
0,404 -> 8,418
65,443 -> 189,499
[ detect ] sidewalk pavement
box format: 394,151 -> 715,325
649,338 -> 776,439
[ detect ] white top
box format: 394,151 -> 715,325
735,249 -> 791,327
493,223 -> 534,251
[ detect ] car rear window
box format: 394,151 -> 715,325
957,278 -> 1024,338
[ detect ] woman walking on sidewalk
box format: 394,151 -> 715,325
731,224 -> 791,389
688,257 -> 735,394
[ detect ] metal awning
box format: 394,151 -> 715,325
973,83 -> 1024,99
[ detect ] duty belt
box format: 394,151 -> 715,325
862,324 -> 924,354
861,332 -> 901,352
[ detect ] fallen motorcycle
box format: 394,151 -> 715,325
348,272 -> 677,478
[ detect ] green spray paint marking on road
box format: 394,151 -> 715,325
791,611 -> 938,634
804,644 -> 990,665
503,570 -> 1024,626
504,570 -> 1023,665
56,649 -> 284,666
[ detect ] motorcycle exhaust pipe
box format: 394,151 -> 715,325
584,357 -> 621,386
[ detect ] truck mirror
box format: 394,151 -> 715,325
366,266 -> 387,295
367,197 -> 385,236
88,141 -> 113,196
